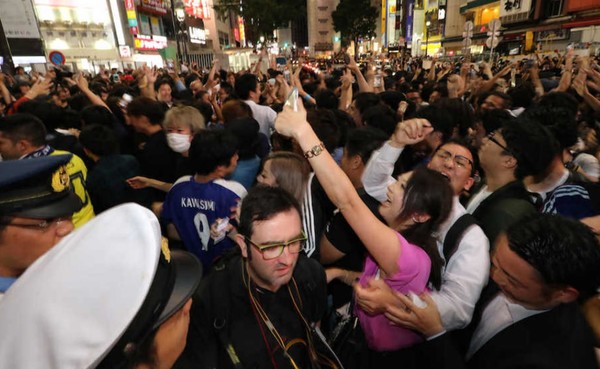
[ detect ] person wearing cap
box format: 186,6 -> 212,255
0,203 -> 203,369
0,154 -> 81,296
176,186 -> 327,369
0,113 -> 95,227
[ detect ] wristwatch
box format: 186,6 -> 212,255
304,142 -> 325,159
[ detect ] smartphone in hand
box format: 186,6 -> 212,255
285,87 -> 299,112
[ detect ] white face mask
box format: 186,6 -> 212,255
166,133 -> 191,153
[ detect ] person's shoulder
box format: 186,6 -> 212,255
213,178 -> 247,198
173,175 -> 193,187
51,149 -> 88,172
294,254 -> 326,286
198,252 -> 243,300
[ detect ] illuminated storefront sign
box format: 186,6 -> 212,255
189,26 -> 206,44
134,34 -> 167,50
139,0 -> 167,15
125,0 -> 138,34
238,16 -> 245,44
184,0 -> 210,19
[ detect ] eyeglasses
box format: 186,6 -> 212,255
1,217 -> 68,231
244,231 -> 307,260
434,148 -> 473,170
486,131 -> 514,156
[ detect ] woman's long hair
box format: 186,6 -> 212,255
397,167 -> 453,290
264,151 -> 311,204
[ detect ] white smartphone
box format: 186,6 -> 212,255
285,87 -> 299,112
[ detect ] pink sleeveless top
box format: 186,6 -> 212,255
356,232 -> 431,351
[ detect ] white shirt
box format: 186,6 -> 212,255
467,293 -> 545,359
362,141 -> 491,330
244,99 -> 277,139
466,185 -> 492,214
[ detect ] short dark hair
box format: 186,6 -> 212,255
506,214 -> 600,301
237,186 -> 301,239
362,104 -> 397,136
315,89 -> 339,110
79,105 -> 115,128
353,92 -> 381,115
0,113 -> 47,146
79,124 -> 119,156
188,130 -> 238,175
154,78 -> 174,93
487,91 -> 513,109
523,93 -> 578,150
307,109 -> 342,152
222,99 -> 253,124
126,97 -> 165,125
219,82 -> 235,99
501,117 -> 557,179
416,105 -> 454,143
344,127 -> 388,165
234,74 -> 258,100
480,108 -> 514,135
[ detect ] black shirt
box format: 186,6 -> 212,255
177,253 -> 327,369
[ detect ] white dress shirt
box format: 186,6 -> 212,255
244,99 -> 277,139
467,293 -> 545,359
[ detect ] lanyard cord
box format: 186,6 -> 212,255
288,277 -> 320,366
243,261 -> 300,369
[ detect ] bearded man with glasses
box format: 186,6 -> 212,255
176,186 -> 327,369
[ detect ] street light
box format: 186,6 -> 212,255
425,20 -> 431,57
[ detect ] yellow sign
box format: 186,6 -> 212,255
381,0 -> 387,34
525,31 -> 534,52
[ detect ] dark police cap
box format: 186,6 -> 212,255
0,155 -> 82,218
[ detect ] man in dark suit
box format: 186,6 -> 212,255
385,214 -> 600,369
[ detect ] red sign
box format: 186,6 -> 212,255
184,0 -> 210,19
139,0 -> 167,15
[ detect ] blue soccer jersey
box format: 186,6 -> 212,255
162,176 -> 247,271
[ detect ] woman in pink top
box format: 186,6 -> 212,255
274,99 -> 453,353
356,167 -> 452,351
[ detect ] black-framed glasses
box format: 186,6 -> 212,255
0,217 -> 68,231
244,231 -> 307,260
434,148 -> 473,170
486,131 -> 515,156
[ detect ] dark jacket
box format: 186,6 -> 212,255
471,181 -> 537,245
419,301 -> 599,369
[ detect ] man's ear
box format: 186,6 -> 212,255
350,154 -> 362,170
503,155 -> 517,170
16,139 -> 31,153
463,175 -> 475,192
551,286 -> 580,305
235,234 -> 248,258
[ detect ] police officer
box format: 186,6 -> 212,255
0,154 -> 81,296
0,203 -> 203,369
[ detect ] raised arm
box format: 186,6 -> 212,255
339,68 -> 354,111
362,119 -> 433,202
76,73 -> 111,111
347,56 -> 373,93
275,100 -> 401,275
